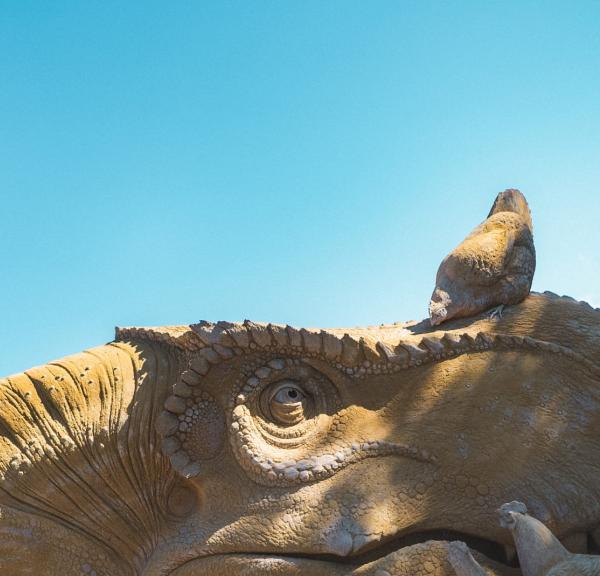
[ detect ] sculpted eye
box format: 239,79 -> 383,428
272,383 -> 305,403
267,381 -> 311,426
231,358 -> 342,480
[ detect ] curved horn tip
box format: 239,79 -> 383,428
488,188 -> 533,229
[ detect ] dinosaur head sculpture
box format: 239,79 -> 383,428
1,292 -> 600,576
1,193 -> 599,576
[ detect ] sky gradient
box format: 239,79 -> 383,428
2,1 -> 600,376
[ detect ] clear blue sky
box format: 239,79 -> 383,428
1,1 -> 599,376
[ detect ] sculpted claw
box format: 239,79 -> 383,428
495,501 -> 600,576
496,500 -> 568,576
497,500 -> 527,529
450,501 -> 600,576
488,304 -> 505,320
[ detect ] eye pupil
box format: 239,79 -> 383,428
265,381 -> 312,426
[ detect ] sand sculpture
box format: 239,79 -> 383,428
1,190 -> 598,575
